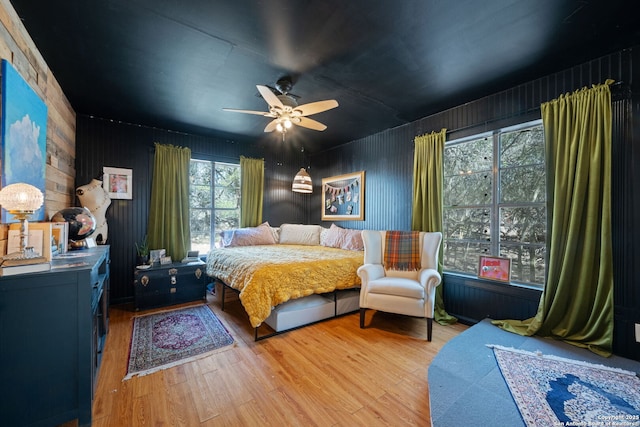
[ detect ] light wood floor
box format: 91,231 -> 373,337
76,287 -> 467,426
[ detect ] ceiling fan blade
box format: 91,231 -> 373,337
222,108 -> 271,116
293,99 -> 338,116
264,119 -> 279,132
294,116 -> 328,131
257,85 -> 284,108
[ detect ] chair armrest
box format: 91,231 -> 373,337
419,268 -> 442,292
357,264 -> 385,286
419,268 -> 441,319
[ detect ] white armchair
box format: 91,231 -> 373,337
357,230 -> 442,341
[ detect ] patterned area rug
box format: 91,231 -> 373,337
124,305 -> 234,380
490,344 -> 640,427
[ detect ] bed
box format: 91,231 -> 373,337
205,223 -> 364,331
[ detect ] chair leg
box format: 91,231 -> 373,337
360,308 -> 366,328
427,317 -> 433,341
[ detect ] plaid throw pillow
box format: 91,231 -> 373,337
384,231 -> 421,271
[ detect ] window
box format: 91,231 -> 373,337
443,121 -> 546,287
189,160 -> 240,253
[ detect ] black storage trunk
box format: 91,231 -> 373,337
134,262 -> 207,310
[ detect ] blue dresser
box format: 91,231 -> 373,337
0,246 -> 110,427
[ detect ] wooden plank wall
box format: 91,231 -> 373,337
0,0 -> 75,217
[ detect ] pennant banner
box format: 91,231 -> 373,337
323,177 -> 360,195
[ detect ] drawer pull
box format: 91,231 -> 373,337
195,268 -> 202,279
141,275 -> 149,286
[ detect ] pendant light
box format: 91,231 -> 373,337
292,168 -> 313,193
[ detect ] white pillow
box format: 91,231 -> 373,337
321,224 -> 364,251
319,226 -> 331,246
270,226 -> 281,242
322,223 -> 345,248
279,224 -> 322,245
220,222 -> 277,247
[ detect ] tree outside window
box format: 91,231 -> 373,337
189,160 -> 240,253
443,121 -> 546,287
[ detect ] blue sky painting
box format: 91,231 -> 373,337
1,59 -> 47,222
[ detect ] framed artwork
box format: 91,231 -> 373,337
478,255 -> 511,283
321,171 -> 365,221
149,249 -> 166,265
1,59 -> 48,222
103,167 -> 133,199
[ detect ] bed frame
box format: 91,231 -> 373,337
215,279 -> 360,341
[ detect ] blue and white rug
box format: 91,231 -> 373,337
489,344 -> 640,427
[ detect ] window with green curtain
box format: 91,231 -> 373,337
147,143 -> 191,262
493,81 -> 613,357
240,156 -> 264,228
412,128 -> 457,325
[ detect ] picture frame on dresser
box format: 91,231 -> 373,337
149,248 -> 165,265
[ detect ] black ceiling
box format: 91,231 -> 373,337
9,0 -> 640,152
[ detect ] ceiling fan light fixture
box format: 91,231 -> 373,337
223,79 -> 338,134
292,168 -> 313,193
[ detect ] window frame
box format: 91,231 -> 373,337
443,119 -> 546,288
189,158 -> 240,252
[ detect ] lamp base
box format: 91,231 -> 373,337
1,253 -> 48,267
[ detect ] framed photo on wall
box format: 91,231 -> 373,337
103,166 -> 133,200
321,171 -> 365,221
478,255 -> 511,283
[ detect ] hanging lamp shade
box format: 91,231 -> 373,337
292,168 -> 313,193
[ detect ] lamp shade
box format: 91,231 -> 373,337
0,183 -> 44,212
292,168 -> 313,193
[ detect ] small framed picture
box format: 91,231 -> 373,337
150,249 -> 166,265
160,256 -> 173,265
478,255 -> 511,283
103,166 -> 133,200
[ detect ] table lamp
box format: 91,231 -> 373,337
0,183 -> 44,261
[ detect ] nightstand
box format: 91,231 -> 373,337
134,261 -> 206,310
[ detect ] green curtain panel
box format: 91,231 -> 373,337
412,128 -> 457,325
147,143 -> 192,262
240,156 -> 264,227
494,81 -> 614,357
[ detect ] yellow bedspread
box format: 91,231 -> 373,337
206,245 -> 363,327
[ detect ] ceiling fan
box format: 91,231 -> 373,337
223,77 -> 339,135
